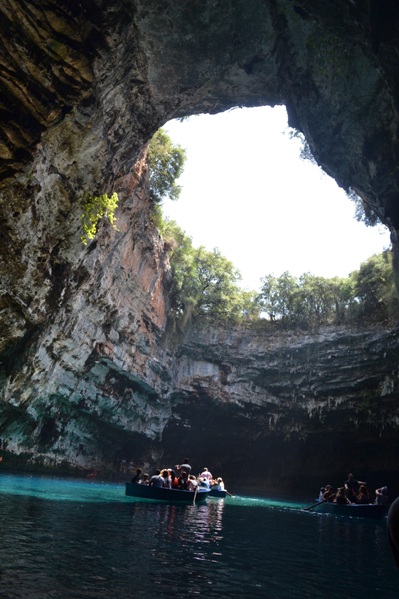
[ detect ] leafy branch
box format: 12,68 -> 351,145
80,192 -> 119,245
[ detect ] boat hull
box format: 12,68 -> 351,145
209,488 -> 227,498
125,482 -> 210,502
314,501 -> 388,519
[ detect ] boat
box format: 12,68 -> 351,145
209,487 -> 227,498
125,482 -> 211,502
313,501 -> 388,519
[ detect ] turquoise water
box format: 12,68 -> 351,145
0,474 -> 397,598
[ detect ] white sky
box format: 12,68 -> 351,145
162,106 -> 391,291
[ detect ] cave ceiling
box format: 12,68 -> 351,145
1,1 -> 398,211
0,0 -> 398,389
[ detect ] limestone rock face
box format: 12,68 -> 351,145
0,1 -> 399,491
167,324 -> 399,492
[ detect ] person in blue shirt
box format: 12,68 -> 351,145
149,469 -> 164,487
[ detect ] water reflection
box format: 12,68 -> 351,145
0,476 -> 397,599
130,498 -> 225,545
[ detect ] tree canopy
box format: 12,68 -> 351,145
257,250 -> 398,327
147,128 -> 397,330
162,219 -> 255,323
147,129 -> 186,204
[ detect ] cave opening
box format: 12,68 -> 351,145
161,106 -> 390,292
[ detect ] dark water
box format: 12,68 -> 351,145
0,475 -> 397,598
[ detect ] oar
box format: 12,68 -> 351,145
193,479 -> 199,505
303,494 -> 335,511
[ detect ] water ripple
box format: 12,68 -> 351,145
0,475 -> 396,598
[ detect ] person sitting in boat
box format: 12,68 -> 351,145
334,486 -> 352,504
344,473 -> 366,503
199,477 -> 210,489
175,458 -> 191,477
318,487 -> 326,501
139,473 -> 149,485
188,475 -> 198,491
322,485 -> 335,501
149,469 -> 164,488
375,486 -> 389,506
356,484 -> 370,504
177,471 -> 189,490
161,469 -> 172,489
200,467 -> 213,482
169,469 -> 179,488
131,468 -> 142,484
215,477 -> 225,491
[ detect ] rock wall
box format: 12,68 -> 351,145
166,323 -> 399,493
0,1 -> 399,493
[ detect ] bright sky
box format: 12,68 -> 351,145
162,106 -> 391,291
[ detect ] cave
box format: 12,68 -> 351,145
0,0 -> 399,494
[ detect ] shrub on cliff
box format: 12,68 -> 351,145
80,192 -> 119,245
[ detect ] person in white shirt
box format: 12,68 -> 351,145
216,477 -> 225,491
188,475 -> 198,491
200,467 -> 212,481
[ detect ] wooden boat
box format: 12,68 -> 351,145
313,501 -> 388,519
209,487 -> 227,498
125,482 -> 210,502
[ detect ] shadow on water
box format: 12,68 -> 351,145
0,474 -> 397,599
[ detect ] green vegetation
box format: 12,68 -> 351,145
350,251 -> 399,321
81,192 -> 119,245
149,127 -> 398,329
346,188 -> 382,227
162,219 -> 256,322
288,128 -> 316,164
289,127 -> 382,227
148,128 -> 186,204
162,219 -> 398,328
257,250 -> 399,327
148,128 -> 256,323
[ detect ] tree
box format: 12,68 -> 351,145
147,129 -> 186,204
288,128 -> 317,164
161,220 -> 256,323
161,219 -> 198,315
258,271 -> 353,325
191,247 -> 244,320
346,188 -> 382,227
326,276 -> 354,323
257,274 -> 280,320
274,271 -> 298,321
350,251 -> 398,321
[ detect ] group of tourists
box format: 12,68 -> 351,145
130,459 -> 226,492
318,473 -> 389,505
